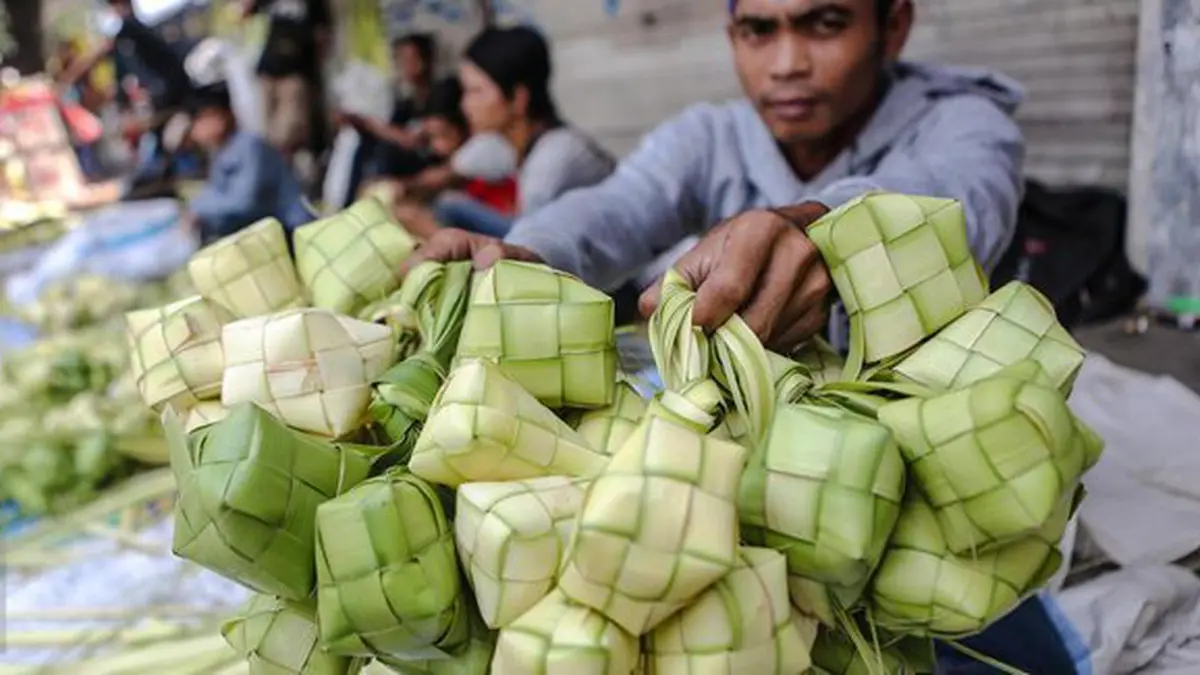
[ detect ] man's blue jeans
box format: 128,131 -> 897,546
433,196 -> 514,239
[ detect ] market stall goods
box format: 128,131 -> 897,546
295,197 -> 417,317
188,217 -> 306,318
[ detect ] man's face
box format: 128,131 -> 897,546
189,109 -> 232,152
729,0 -> 907,145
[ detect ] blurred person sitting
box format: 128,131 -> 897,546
179,83 -> 313,246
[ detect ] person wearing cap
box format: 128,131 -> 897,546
180,83 -> 312,245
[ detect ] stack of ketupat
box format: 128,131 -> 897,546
134,193 -> 1101,675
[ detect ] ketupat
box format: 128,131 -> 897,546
491,589 -> 639,675
187,217 -> 306,318
410,359 -> 607,488
378,595 -> 498,675
877,361 -> 1094,553
867,488 -> 1077,638
791,338 -> 846,387
295,197 -> 417,316
738,403 -> 905,610
125,295 -> 233,412
370,262 -> 474,451
315,469 -> 470,662
456,261 -> 618,409
809,627 -> 935,675
643,547 -> 812,675
568,379 -> 650,456
557,380 -> 748,636
891,281 -> 1086,396
221,308 -> 398,438
167,403 -> 380,600
222,594 -> 366,675
456,476 -> 588,629
806,194 -> 988,374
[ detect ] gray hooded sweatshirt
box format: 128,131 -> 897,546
505,62 -> 1026,293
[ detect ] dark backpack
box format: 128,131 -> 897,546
991,180 -> 1146,328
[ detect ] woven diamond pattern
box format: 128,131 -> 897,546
557,413 -> 747,636
491,589 -> 638,675
456,476 -> 587,629
878,366 -> 1086,554
126,295 -> 232,412
167,403 -> 376,600
571,380 -> 649,456
295,197 -> 416,316
739,404 -> 905,606
645,547 -> 812,674
221,594 -> 364,675
411,359 -> 608,488
315,470 -> 470,661
221,309 -> 398,438
457,261 -> 617,409
868,490 -> 1069,638
188,218 -> 305,319
894,281 -> 1086,396
807,194 -> 989,363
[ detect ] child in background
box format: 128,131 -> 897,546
180,83 -> 313,245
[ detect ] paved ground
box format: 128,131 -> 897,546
1076,318 -> 1200,393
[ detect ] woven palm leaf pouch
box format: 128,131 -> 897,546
568,378 -> 650,457
222,594 -> 367,675
806,193 -> 989,378
456,260 -> 618,409
878,360 -> 1093,553
166,403 -> 380,599
187,217 -> 306,318
491,588 -> 640,675
315,469 -> 469,662
125,295 -> 232,411
809,625 -> 935,675
892,281 -> 1086,396
221,308 -> 398,438
294,197 -> 417,316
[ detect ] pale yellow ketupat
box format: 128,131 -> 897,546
187,217 -> 306,318
491,589 -> 639,675
220,308 -> 398,438
125,295 -> 233,412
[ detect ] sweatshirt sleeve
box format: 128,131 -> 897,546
812,95 -> 1025,272
504,107 -> 714,292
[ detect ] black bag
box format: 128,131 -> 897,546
991,180 -> 1146,328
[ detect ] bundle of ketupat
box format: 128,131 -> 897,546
144,192 -> 1104,675
295,197 -> 417,317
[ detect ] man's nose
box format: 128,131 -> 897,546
769,36 -> 812,81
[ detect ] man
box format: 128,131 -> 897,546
406,0 -> 1023,355
242,0 -> 332,161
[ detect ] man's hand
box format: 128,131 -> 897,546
638,203 -> 834,353
399,228 -> 542,277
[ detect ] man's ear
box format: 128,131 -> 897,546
882,0 -> 914,63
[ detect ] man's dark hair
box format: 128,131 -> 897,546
394,32 -> 436,68
426,77 -> 468,134
187,83 -> 233,116
877,0 -> 894,22
464,26 -> 558,124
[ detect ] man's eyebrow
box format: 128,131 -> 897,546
733,1 -> 853,26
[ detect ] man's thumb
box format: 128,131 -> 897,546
637,281 -> 662,319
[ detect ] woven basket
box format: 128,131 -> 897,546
187,217 -> 306,318
867,488 -> 1074,638
806,193 -> 989,367
456,476 -> 588,629
221,594 -> 366,675
739,403 -> 905,608
166,404 -> 379,600
893,281 -> 1086,396
315,469 -> 469,661
295,197 -> 417,316
125,295 -> 232,412
878,362 -> 1088,553
221,309 -> 398,438
491,589 -> 639,675
457,261 -> 617,410
411,359 -> 608,488
644,547 -> 812,675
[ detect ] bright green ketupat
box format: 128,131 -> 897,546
222,594 -> 366,675
456,261 -> 618,410
294,197 -> 417,317
877,361 -> 1098,554
314,469 -> 470,662
167,403 -> 381,600
808,626 -> 935,675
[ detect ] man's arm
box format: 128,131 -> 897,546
504,107 -> 715,292
810,95 -> 1024,272
189,137 -> 267,237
